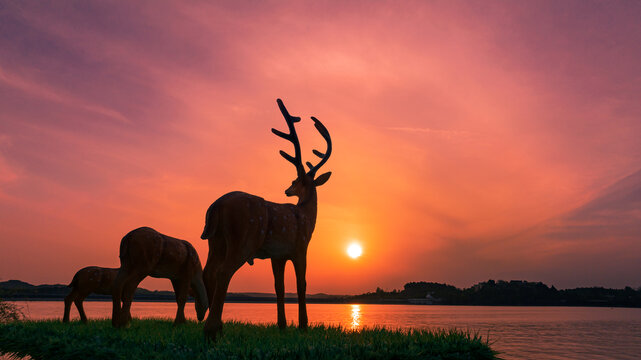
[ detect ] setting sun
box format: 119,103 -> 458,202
347,243 -> 363,259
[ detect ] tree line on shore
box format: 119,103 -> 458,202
352,280 -> 641,307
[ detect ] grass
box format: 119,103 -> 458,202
0,318 -> 498,360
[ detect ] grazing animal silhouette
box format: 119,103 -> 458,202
63,266 -> 118,323
111,227 -> 208,327
201,99 -> 332,341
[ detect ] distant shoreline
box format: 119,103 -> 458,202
3,279 -> 641,308
5,296 -> 351,304
7,298 -> 641,309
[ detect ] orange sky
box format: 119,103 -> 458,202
1,2 -> 641,293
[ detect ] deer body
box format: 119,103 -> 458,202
63,266 -> 118,323
202,191 -> 317,265
202,99 -> 331,341
111,227 -> 208,327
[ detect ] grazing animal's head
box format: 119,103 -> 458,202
195,296 -> 207,321
190,286 -> 208,321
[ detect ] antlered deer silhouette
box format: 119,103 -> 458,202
111,227 -> 208,327
201,99 -> 332,341
63,266 -> 118,323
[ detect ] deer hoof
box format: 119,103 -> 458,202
112,316 -> 129,328
204,323 -> 223,343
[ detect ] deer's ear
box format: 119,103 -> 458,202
313,172 -> 332,187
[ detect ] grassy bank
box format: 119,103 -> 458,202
0,319 -> 497,359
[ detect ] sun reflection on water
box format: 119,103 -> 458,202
350,304 -> 360,330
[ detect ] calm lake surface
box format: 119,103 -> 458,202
7,301 -> 641,359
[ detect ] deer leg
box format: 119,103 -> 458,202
203,270 -> 232,341
203,264 -> 217,305
203,263 -> 241,342
111,269 -> 128,327
63,290 -> 78,323
203,240 -> 225,305
293,257 -> 308,329
271,258 -> 287,329
171,278 -> 189,325
74,294 -> 88,324
120,273 -> 145,327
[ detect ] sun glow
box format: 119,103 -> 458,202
347,243 -> 363,259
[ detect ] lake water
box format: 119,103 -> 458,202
5,301 -> 641,359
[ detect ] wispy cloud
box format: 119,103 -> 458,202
0,134 -> 18,184
0,65 -> 130,124
0,155 -> 18,183
387,127 -> 474,140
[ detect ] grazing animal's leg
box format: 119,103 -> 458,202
63,290 -> 78,323
271,258 -> 287,329
293,257 -> 308,329
74,294 -> 88,324
171,278 -> 189,325
111,269 -> 128,327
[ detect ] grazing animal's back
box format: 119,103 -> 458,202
69,266 -> 118,295
64,266 -> 119,323
112,226 -> 209,327
118,226 -> 203,275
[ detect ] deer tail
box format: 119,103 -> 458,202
201,202 -> 219,240
120,235 -> 129,259
68,272 -> 80,288
119,228 -> 138,262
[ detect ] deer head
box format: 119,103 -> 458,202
272,98 -> 332,201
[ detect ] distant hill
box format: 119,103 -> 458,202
0,280 -> 35,289
0,280 -> 346,303
0,280 -> 175,301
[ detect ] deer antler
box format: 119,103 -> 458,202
306,116 -> 332,178
272,99 -> 305,177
